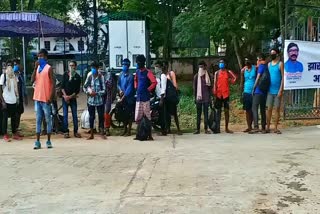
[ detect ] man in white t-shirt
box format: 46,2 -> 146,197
0,60 -> 22,142
154,60 -> 168,136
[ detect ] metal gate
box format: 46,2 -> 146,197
284,15 -> 320,120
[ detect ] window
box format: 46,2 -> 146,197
44,41 -> 51,51
78,40 -> 84,51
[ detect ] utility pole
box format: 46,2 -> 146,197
21,0 -> 27,83
93,0 -> 98,59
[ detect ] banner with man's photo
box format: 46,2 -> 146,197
284,40 -> 320,90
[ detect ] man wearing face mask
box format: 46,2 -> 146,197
61,60 -> 81,139
250,53 -> 268,134
240,58 -> 256,133
134,55 -> 157,140
13,58 -> 27,134
154,60 -> 168,136
266,48 -> 284,134
32,49 -> 55,149
193,61 -> 212,134
213,59 -> 237,134
118,58 -> 135,136
83,61 -> 106,140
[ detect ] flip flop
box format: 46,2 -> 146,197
248,129 -> 259,134
274,130 -> 282,134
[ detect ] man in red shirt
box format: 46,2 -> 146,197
213,59 -> 237,134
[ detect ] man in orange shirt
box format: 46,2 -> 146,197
213,59 -> 237,134
32,49 -> 55,149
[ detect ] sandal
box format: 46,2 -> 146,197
274,129 -> 282,134
226,129 -> 234,134
74,133 -> 82,138
205,130 -> 211,134
243,128 -> 252,133
249,129 -> 259,134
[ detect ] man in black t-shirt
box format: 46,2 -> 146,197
61,60 -> 82,138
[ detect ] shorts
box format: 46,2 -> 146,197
266,94 -> 281,108
215,97 -> 230,109
242,93 -> 253,111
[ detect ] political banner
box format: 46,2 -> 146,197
284,40 -> 320,90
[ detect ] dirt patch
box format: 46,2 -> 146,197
280,194 -> 305,204
254,209 -> 278,214
276,160 -> 300,172
276,201 -> 289,208
286,181 -> 308,192
290,152 -> 304,156
294,170 -> 310,179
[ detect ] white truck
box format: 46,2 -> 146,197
108,20 -> 149,71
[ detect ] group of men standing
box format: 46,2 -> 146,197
30,50 -> 181,149
1,47 -> 284,149
240,48 -> 284,134
193,47 -> 284,135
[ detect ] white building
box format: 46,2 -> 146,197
30,37 -> 88,75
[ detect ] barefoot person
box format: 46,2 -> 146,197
32,49 -> 55,149
213,59 -> 237,134
83,62 -> 106,140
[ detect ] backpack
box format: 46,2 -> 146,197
114,101 -> 130,122
166,72 -> 179,104
258,65 -> 270,93
208,105 -> 218,133
136,115 -> 152,141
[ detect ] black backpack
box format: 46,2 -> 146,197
208,105 -> 218,133
166,79 -> 179,104
258,64 -> 270,93
136,116 -> 152,141
114,101 -> 130,122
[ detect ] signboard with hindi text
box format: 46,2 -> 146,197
284,40 -> 320,90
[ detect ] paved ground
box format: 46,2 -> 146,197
0,126 -> 320,214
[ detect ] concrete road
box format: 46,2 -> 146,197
0,127 -> 320,214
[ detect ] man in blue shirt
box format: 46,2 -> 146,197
118,58 -> 135,136
285,42 -> 303,73
250,53 -> 268,134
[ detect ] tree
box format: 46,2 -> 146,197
123,0 -> 190,61
174,0 -> 280,70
